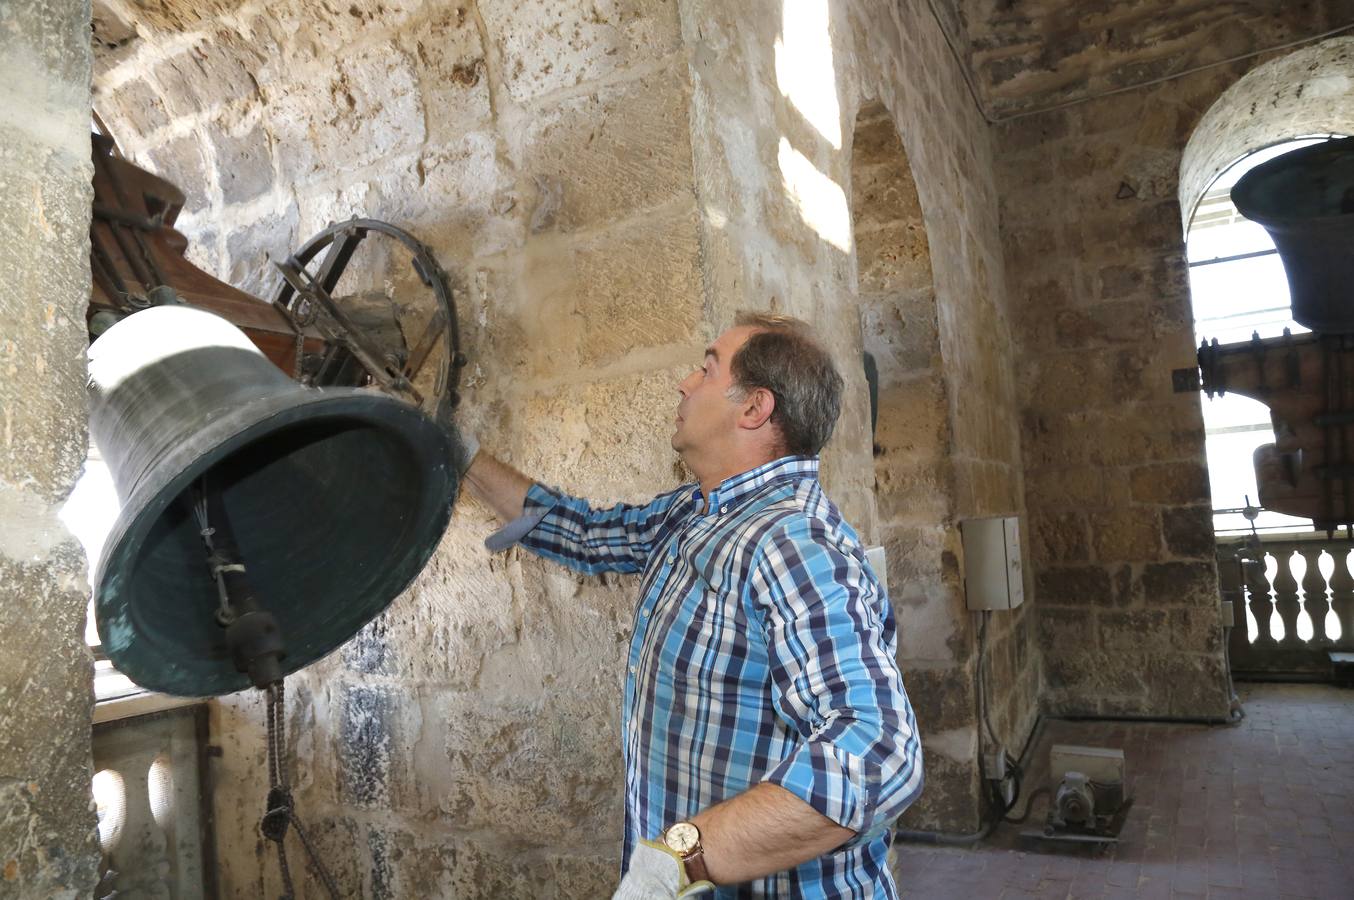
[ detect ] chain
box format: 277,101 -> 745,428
262,681 -> 342,900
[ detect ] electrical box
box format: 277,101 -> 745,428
961,516 -> 1023,610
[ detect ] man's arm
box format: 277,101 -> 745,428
463,450 -> 532,523
690,516 -> 923,886
688,783 -> 853,885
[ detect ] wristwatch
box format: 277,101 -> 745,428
662,821 -> 710,884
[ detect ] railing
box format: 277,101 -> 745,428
1217,535 -> 1354,678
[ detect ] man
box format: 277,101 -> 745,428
463,313 -> 923,898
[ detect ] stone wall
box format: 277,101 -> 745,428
88,0 -> 1036,893
680,0 -> 1035,834
950,0 -> 1354,117
997,30 -> 1354,719
0,0 -> 101,895
97,0 -> 703,894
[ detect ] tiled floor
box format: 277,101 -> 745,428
893,684 -> 1354,899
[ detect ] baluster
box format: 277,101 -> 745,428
1256,552 -> 1281,646
1272,551 -> 1302,646
1310,550 -> 1335,645
1216,551 -> 1252,662
1292,551 -> 1314,642
1335,548 -> 1354,646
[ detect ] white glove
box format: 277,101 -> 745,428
612,838 -> 715,900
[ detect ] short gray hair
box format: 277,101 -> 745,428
729,312 -> 844,456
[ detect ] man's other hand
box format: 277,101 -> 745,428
612,839 -> 714,900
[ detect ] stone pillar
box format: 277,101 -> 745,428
0,0 -> 101,894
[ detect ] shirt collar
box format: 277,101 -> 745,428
692,455 -> 818,514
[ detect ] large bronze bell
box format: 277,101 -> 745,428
1231,136 -> 1354,334
89,305 -> 460,697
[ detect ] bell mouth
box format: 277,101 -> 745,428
95,389 -> 456,697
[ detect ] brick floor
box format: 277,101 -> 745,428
892,684 -> 1354,899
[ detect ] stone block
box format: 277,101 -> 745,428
903,665 -> 975,734
1130,461 -> 1211,505
225,201 -> 298,297
206,120 -> 274,204
569,203 -> 705,366
1029,509 -> 1089,565
510,366 -> 690,503
1142,561 -> 1218,607
851,158 -> 926,234
152,37 -> 263,118
1038,606 -> 1095,650
480,0 -> 683,104
1169,607 -> 1224,654
1099,609 -> 1168,653
1162,504 -> 1216,558
896,751 -> 981,834
337,682 -> 402,810
437,691 -> 623,836
145,134 -> 210,212
856,218 -> 933,296
401,130 -> 520,261
860,288 -> 942,381
265,43 -> 425,186
98,77 -> 170,136
403,4 -> 492,142
1089,507 -> 1161,562
0,140 -> 93,498
1097,262 -> 1147,301
1036,565 -> 1113,607
520,65 -> 693,233
1043,647 -> 1146,698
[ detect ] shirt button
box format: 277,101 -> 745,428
720,505 -> 728,514
629,666 -> 637,675
641,608 -> 649,617
667,555 -> 676,564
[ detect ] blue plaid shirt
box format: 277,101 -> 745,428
514,456 -> 923,898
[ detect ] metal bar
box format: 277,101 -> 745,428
312,228 -> 364,295
402,309 -> 445,381
272,260 -> 423,404
1188,248 -> 1279,268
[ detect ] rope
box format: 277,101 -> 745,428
263,681 -> 342,899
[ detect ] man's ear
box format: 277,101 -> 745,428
740,386 -> 776,430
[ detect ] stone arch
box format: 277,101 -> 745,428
1179,36 -> 1354,229
849,101 -> 953,603
849,101 -> 975,829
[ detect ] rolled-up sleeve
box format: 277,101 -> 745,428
516,483 -> 685,575
749,515 -> 924,841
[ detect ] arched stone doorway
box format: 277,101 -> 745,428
850,101 -> 978,831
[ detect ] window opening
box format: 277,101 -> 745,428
1187,135 -> 1344,536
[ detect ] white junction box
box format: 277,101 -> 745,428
961,516 -> 1024,610
865,545 -> 888,598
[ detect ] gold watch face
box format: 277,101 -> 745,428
665,822 -> 700,855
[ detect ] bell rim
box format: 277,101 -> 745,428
93,387 -> 457,697
1231,137 -> 1354,226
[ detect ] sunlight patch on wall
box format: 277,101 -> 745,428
774,0 -> 841,149
777,138 -> 851,252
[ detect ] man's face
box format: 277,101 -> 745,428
672,325 -> 759,458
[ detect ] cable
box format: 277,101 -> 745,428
1003,786 -> 1052,825
920,0 -> 1354,124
